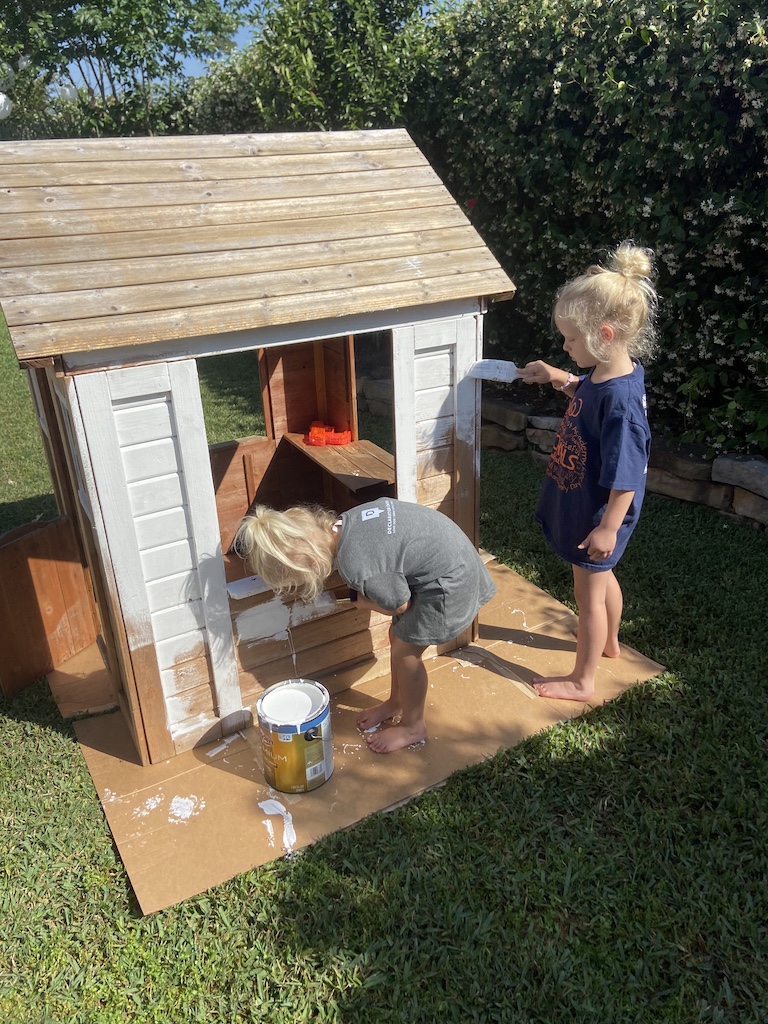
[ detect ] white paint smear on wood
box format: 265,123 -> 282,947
235,596 -> 290,643
289,592 -> 337,625
227,575 -> 271,601
236,590 -> 340,643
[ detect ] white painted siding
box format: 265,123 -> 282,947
74,359 -> 244,748
392,313 -> 482,537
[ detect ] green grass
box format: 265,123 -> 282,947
198,350 -> 266,444
0,321 -> 58,534
2,325 -> 767,1023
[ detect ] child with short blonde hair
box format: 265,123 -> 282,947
234,497 -> 496,752
518,241 -> 657,700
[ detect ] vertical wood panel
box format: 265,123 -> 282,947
0,517 -> 97,696
70,371 -> 166,763
169,359 -> 245,726
392,325 -> 417,501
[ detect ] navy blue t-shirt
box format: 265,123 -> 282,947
535,363 -> 651,571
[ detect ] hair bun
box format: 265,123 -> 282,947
609,241 -> 654,281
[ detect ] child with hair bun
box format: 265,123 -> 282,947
234,498 -> 496,752
518,241 -> 658,701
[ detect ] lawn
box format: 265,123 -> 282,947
1,323 -> 767,1023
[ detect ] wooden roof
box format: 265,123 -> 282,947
0,129 -> 515,365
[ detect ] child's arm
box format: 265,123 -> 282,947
579,489 -> 635,561
354,594 -> 410,616
519,360 -> 578,397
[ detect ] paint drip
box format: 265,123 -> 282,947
258,798 -> 297,851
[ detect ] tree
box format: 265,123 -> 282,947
191,0 -> 431,133
0,1 -> 256,136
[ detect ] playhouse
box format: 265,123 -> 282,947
0,129 -> 515,765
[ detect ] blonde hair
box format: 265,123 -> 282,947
233,504 -> 338,603
554,241 -> 658,362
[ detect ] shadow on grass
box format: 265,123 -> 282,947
0,493 -> 58,537
2,450 -> 767,1021
217,450 -> 768,1023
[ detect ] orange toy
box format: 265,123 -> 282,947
303,421 -> 352,446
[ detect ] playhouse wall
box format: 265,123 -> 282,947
69,361 -> 245,760
393,314 -> 482,542
260,336 -> 356,439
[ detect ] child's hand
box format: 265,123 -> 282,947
520,361 -> 577,393
578,525 -> 618,562
519,360 -> 556,385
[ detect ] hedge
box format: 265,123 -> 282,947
410,0 -> 768,453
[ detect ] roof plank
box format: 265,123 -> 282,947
5,248 -> 503,328
11,268 -> 514,359
0,225 -> 480,296
2,129 -> 413,164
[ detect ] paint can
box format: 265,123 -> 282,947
255,679 -> 334,793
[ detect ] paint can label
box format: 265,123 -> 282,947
256,680 -> 334,793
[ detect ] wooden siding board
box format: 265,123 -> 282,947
0,517 -> 96,696
392,324 -> 417,502
128,474 -> 185,517
452,315 -> 483,544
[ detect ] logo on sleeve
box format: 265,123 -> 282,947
361,506 -> 384,521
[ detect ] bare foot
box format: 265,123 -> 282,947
357,699 -> 401,734
532,675 -> 595,701
365,721 -> 427,754
571,629 -> 621,659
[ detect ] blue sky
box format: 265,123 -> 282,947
182,23 -> 256,78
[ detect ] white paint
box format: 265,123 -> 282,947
133,793 -> 164,818
205,733 -> 240,757
402,256 -> 424,275
261,818 -> 276,846
260,687 -> 313,726
258,798 -> 297,851
234,589 -> 339,641
226,575 -> 271,601
235,596 -> 290,642
289,591 -> 337,625
468,358 -> 519,383
508,608 -> 531,630
168,794 -> 205,823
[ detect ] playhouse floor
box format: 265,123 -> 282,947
64,560 -> 664,914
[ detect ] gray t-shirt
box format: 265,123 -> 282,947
336,497 -> 496,646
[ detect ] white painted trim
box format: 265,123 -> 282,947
454,313 -> 484,498
60,298 -> 483,372
168,360 -> 243,720
391,324 -> 417,502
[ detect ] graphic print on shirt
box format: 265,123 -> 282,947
360,498 -> 397,535
546,397 -> 587,492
